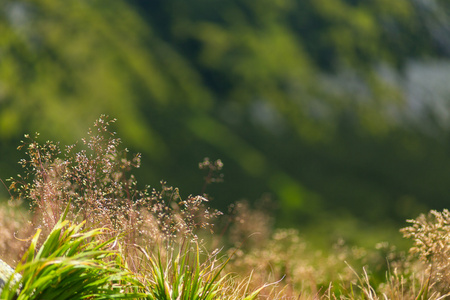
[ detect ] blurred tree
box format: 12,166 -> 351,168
1,0 -> 449,226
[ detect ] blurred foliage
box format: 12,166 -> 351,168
1,0 -> 450,228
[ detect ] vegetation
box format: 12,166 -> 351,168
1,1 -> 450,298
1,116 -> 450,299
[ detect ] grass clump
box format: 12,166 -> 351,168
2,115 -> 261,299
1,205 -> 144,300
136,241 -> 263,300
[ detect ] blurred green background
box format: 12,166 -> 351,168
1,0 -> 450,234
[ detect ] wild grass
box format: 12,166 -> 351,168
1,205 -> 145,300
1,115 -> 450,299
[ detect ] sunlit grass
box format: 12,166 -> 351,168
1,115 -> 450,299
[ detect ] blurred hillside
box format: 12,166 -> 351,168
1,0 -> 450,228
